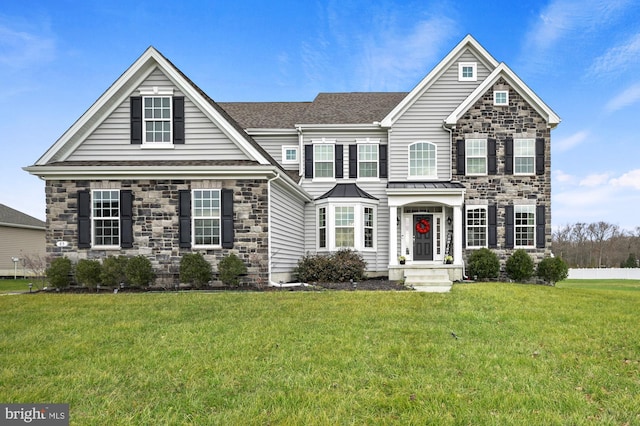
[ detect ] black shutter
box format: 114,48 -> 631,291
456,140 -> 465,175
335,145 -> 343,178
173,96 -> 185,144
178,190 -> 191,248
488,138 -> 497,175
505,137 -> 513,175
349,145 -> 357,178
304,145 -> 313,178
536,205 -> 546,248
130,97 -> 142,145
462,206 -> 466,249
505,205 -> 514,249
379,144 -> 388,178
221,189 -> 234,249
78,190 -> 91,249
535,138 -> 545,175
120,190 -> 133,248
488,205 -> 497,248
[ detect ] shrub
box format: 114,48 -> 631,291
100,255 -> 129,287
537,257 -> 569,285
75,259 -> 102,289
218,253 -> 247,287
295,249 -> 366,283
126,255 -> 155,288
180,253 -> 212,288
46,257 -> 73,289
467,248 -> 500,280
505,249 -> 535,282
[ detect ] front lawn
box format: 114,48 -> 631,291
1,284 -> 638,424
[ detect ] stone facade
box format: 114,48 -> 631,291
452,78 -> 552,271
45,178 -> 269,287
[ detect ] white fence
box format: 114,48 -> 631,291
568,268 -> 640,280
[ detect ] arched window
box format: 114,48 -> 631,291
409,142 -> 436,178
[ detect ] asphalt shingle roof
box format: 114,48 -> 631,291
0,204 -> 45,229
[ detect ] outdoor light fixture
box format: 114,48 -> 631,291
447,216 -> 452,226
28,283 -> 33,293
11,257 -> 20,280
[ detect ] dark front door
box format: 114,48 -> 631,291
413,214 -> 433,261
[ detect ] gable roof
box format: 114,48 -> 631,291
33,46 -> 277,167
0,204 -> 45,230
380,34 -> 499,127
444,62 -> 561,128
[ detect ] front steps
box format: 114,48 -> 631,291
404,268 -> 453,293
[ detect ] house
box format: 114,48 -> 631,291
0,204 -> 46,277
25,35 -> 559,287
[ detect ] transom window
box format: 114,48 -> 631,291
282,146 -> 298,164
515,205 -> 535,247
466,139 -> 487,175
514,139 -> 535,175
314,145 -> 334,178
193,190 -> 220,247
466,206 -> 487,248
458,62 -> 477,81
494,90 -> 509,105
144,96 -> 171,143
358,144 -> 378,178
409,142 -> 436,178
92,190 -> 120,247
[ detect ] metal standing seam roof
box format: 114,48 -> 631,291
0,204 -> 45,229
316,183 -> 378,200
387,181 -> 466,190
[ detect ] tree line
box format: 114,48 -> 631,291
553,222 -> 640,268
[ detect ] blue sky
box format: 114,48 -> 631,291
2,0 -> 640,231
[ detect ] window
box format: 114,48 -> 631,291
466,139 -> 487,175
514,139 -> 535,175
364,207 -> 374,248
494,90 -> 508,105
409,142 -> 436,178
335,206 -> 354,247
458,62 -> 477,81
143,96 -> 171,143
92,190 -> 120,247
193,190 -> 220,247
282,146 -> 298,164
318,207 -> 327,249
515,205 -> 535,247
358,144 -> 378,178
466,207 -> 487,248
314,144 -> 334,178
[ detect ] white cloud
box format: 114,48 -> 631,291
0,23 -> 55,69
589,32 -> 640,77
610,169 -> 640,190
554,130 -> 590,152
553,170 -> 576,184
580,173 -> 610,187
605,83 -> 640,113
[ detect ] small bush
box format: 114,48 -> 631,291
100,255 -> 129,287
46,257 -> 73,289
295,249 -> 366,283
506,249 -> 535,282
537,257 -> 569,285
75,259 -> 102,289
180,253 -> 212,288
467,248 -> 500,280
218,253 -> 247,287
126,255 -> 155,288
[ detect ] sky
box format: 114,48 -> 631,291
1,0 -> 640,231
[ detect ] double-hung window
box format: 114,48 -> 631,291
409,142 -> 436,178
193,190 -> 220,247
316,203 -> 377,250
318,207 -> 327,249
466,206 -> 487,248
144,96 -> 172,143
466,139 -> 487,175
358,144 -> 378,178
363,207 -> 374,248
334,206 -> 355,248
314,144 -> 334,178
514,139 -> 535,175
92,190 -> 120,247
515,205 -> 535,247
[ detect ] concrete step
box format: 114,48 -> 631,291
412,284 -> 452,293
403,268 -> 453,292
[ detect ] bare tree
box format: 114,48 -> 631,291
22,253 -> 48,290
587,222 -> 620,267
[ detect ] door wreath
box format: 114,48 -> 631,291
415,218 -> 431,234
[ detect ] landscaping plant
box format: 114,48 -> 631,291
537,256 -> 569,285
100,255 -> 129,287
218,253 -> 247,287
466,247 -> 500,280
45,256 -> 72,289
75,259 -> 102,289
179,252 -> 212,287
295,249 -> 366,283
505,249 -> 535,282
125,255 -> 155,288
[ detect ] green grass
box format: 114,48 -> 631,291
0,278 -> 41,293
557,279 -> 640,292
1,284 -> 639,425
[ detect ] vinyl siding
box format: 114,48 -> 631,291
389,49 -> 493,181
252,133 -> 299,170
0,226 -> 45,276
68,68 -> 249,162
270,179 -> 306,274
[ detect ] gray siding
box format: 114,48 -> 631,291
270,179 -> 306,276
252,133 -> 299,170
68,68 -> 249,161
389,49 -> 493,181
0,226 -> 45,276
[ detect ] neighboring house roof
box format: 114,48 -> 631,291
317,183 -> 378,200
0,204 -> 45,230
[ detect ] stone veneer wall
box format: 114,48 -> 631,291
45,178 -> 269,287
452,78 -> 552,273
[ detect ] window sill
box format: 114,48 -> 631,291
140,143 -> 175,150
91,245 -> 121,250
193,245 -> 221,250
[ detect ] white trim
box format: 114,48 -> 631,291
138,87 -> 174,95
91,189 -> 120,249
191,188 -> 222,249
281,145 -> 298,164
465,205 -> 488,249
513,138 -> 535,175
493,90 -> 509,106
514,205 -> 536,249
408,141 -> 437,179
465,138 -> 487,176
458,62 -> 477,81
142,95 -> 172,144
315,200 -> 378,252
357,143 -> 379,180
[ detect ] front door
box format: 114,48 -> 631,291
413,214 -> 433,261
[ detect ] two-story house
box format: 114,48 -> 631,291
25,35 -> 559,288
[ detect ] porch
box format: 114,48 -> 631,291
390,264 -> 463,293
